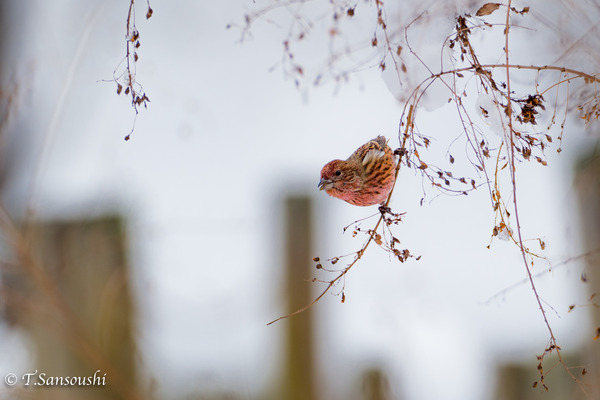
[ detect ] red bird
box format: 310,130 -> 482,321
318,136 -> 397,206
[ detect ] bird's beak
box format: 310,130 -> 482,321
318,178 -> 331,191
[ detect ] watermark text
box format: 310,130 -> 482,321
4,370 -> 107,387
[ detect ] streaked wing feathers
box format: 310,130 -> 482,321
361,148 -> 386,166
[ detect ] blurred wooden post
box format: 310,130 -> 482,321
283,196 -> 317,400
5,216 -> 136,400
361,368 -> 392,400
575,151 -> 600,398
493,362 -> 579,400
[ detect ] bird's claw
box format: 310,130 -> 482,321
379,205 -> 391,215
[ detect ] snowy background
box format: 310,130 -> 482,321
0,1 -> 598,399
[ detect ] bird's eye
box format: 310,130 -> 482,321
335,170 -> 342,176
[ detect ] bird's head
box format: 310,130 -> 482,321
318,160 -> 358,194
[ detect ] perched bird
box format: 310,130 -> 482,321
318,136 -> 397,206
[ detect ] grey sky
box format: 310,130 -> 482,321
0,1 -> 597,399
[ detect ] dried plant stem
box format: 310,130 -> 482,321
110,0 -> 152,140
374,0 -> 403,80
502,4 -> 588,396
126,0 -> 135,94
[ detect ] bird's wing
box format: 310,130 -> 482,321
361,148 -> 387,166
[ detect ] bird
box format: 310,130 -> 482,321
318,136 -> 397,206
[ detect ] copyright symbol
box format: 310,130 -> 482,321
4,373 -> 17,386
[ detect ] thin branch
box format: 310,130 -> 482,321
433,63 -> 599,85
483,247 -> 600,304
